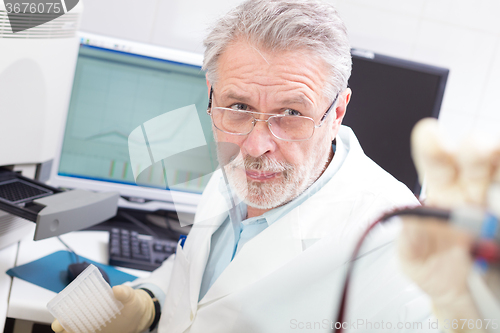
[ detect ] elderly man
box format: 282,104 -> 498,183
53,0 -> 432,332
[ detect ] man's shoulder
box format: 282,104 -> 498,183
335,125 -> 418,207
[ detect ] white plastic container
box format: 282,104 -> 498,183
47,264 -> 123,333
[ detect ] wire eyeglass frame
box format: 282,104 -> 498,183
206,87 -> 340,142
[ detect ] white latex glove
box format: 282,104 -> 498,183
51,285 -> 155,333
399,217 -> 481,332
410,118 -> 500,208
398,118 -> 500,333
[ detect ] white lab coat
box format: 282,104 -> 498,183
140,126 -> 435,333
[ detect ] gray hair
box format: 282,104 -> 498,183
203,0 -> 352,100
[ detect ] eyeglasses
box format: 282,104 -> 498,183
206,88 -> 339,142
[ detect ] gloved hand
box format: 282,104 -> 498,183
51,285 -> 155,333
399,216 -> 481,332
398,118 -> 500,333
410,118 -> 499,208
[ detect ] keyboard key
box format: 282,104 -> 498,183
108,228 -> 180,271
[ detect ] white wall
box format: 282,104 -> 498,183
79,0 -> 500,142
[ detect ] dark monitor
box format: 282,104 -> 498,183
344,49 -> 449,195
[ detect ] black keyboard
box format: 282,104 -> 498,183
108,228 -> 178,271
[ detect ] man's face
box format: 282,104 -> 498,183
209,40 -> 350,210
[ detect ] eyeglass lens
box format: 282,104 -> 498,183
211,108 -> 315,141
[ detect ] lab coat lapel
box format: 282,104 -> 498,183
196,189 -> 360,306
182,172 -> 232,315
197,133 -> 350,306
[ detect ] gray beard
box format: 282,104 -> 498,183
222,144 -> 332,210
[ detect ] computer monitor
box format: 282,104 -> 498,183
344,49 -> 449,195
48,33 -> 216,214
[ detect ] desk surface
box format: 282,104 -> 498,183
7,230 -> 150,324
0,241 -> 19,331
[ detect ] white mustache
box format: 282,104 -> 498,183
229,154 -> 293,173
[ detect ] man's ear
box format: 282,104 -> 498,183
343,87 -> 352,109
330,88 -> 352,141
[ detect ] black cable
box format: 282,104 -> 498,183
119,211 -> 160,238
333,205 -> 452,333
57,236 -> 80,263
148,210 -> 183,240
164,216 -> 173,230
379,205 -> 451,221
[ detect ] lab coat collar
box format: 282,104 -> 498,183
197,129 -> 354,306
191,126 -> 376,308
184,172 -> 231,313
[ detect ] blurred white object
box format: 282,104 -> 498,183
403,117 -> 500,331
0,0 -> 83,252
47,264 -> 123,333
412,118 -> 500,208
0,1 -> 83,166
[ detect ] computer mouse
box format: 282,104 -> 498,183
67,262 -> 110,284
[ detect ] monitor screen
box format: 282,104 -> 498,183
49,33 -> 216,213
344,50 -> 449,194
